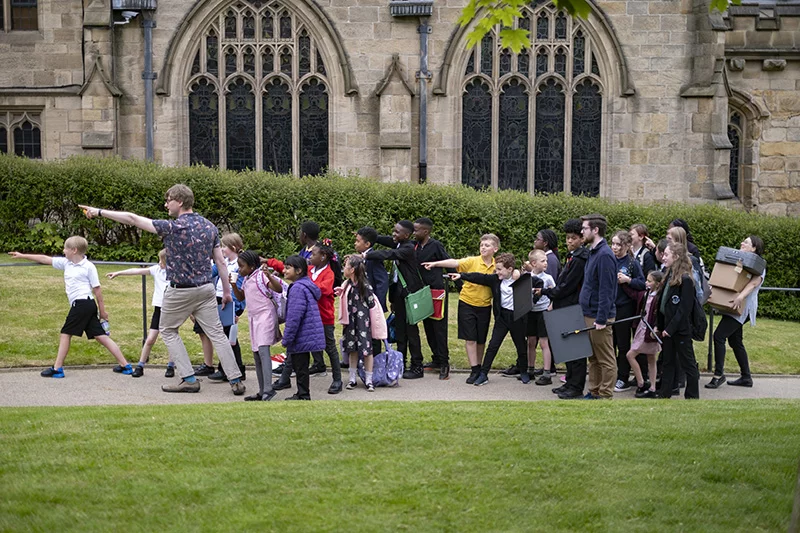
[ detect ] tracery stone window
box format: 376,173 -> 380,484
187,0 -> 329,174
0,111 -> 41,158
461,2 -> 603,195
727,110 -> 743,199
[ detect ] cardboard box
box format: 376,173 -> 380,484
709,262 -> 753,293
707,286 -> 740,315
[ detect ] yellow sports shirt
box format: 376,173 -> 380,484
456,255 -> 496,307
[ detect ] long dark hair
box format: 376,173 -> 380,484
345,255 -> 370,300
284,255 -> 308,278
314,240 -> 343,287
539,229 -> 560,263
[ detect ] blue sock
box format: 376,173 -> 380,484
229,378 -> 241,384
167,362 -> 175,368
184,375 -> 197,383
137,362 -> 145,368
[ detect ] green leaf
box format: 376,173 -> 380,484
498,28 -> 530,54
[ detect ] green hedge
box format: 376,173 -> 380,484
2,154 -> 799,320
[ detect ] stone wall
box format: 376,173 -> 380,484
0,0 -> 798,215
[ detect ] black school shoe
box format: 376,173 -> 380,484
705,375 -> 726,389
194,364 -> 215,376
728,376 -> 753,387
402,366 -> 424,379
439,365 -> 450,380
165,366 -> 175,378
558,388 -> 584,400
131,366 -> 144,378
499,365 -> 520,377
272,380 -> 291,391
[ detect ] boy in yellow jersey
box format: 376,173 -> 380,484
422,234 -> 499,383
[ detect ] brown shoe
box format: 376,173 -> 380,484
230,381 -> 246,396
162,379 -> 201,393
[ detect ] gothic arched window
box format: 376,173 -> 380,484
727,110 -> 743,199
0,111 -> 41,158
187,1 -> 329,174
461,3 -> 603,195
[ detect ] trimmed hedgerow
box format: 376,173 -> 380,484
1,154 -> 798,319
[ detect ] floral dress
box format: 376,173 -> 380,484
342,282 -> 375,358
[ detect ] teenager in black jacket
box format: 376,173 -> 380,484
364,220 -> 424,379
537,218 -> 590,399
449,253 -> 540,386
655,242 -> 700,399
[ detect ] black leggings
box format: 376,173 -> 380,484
713,314 -> 751,378
613,301 -> 636,382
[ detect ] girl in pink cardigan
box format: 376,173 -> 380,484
336,255 -> 386,392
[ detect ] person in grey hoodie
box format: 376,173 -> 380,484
281,255 -> 326,400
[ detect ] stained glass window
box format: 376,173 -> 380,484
535,79 -> 565,193
225,11 -> 237,39
460,3 -> 603,195
555,13 -> 567,39
226,78 -> 255,171
555,48 -> 567,77
728,112 -> 742,198
499,50 -> 511,77
189,79 -> 219,167
573,32 -> 585,77
263,79 -> 292,174
480,34 -> 493,76
243,47 -> 256,76
225,48 -> 237,77
262,48 -> 274,76
536,14 -> 549,40
461,79 -> 492,189
536,48 -> 548,78
206,34 -> 218,76
188,2 -> 330,174
299,32 -> 311,76
280,12 -> 291,39
0,127 -> 6,154
498,79 -> 528,191
243,11 -> 255,39
299,79 -> 328,176
571,80 -> 601,196
262,12 -> 273,38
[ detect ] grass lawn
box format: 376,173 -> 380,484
2,260 -> 799,374
1,400 -> 798,531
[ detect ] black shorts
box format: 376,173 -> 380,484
457,301 -> 492,344
149,306 -> 162,331
61,298 -> 106,339
526,310 -> 548,338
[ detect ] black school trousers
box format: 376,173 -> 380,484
480,308 -> 527,375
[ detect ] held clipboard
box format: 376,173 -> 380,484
218,302 -> 235,327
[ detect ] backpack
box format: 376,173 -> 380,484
253,270 -> 286,324
691,256 -> 711,305
691,296 -> 708,342
357,340 -> 404,387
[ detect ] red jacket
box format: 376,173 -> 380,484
311,265 -> 335,326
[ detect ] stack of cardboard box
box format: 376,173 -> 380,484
707,247 -> 766,315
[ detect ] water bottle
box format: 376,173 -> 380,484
100,319 -> 111,336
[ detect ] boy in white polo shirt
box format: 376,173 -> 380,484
9,236 -> 132,378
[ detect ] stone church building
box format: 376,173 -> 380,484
0,0 -> 798,214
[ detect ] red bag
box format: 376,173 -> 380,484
430,289 -> 446,320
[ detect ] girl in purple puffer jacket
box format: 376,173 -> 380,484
282,255 -> 326,400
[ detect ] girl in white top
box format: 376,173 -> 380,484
107,249 -> 171,377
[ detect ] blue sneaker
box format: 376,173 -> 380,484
581,393 -> 599,400
41,367 -> 65,378
473,373 -> 489,386
520,372 -> 531,384
113,364 -> 133,375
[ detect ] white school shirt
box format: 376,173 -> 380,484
149,264 -> 168,308
215,257 -> 239,297
500,277 -> 514,310
52,256 -> 100,305
532,271 -> 556,312
310,263 -> 328,281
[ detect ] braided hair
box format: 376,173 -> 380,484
314,239 -> 343,287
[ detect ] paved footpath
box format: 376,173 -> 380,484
0,366 -> 798,407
